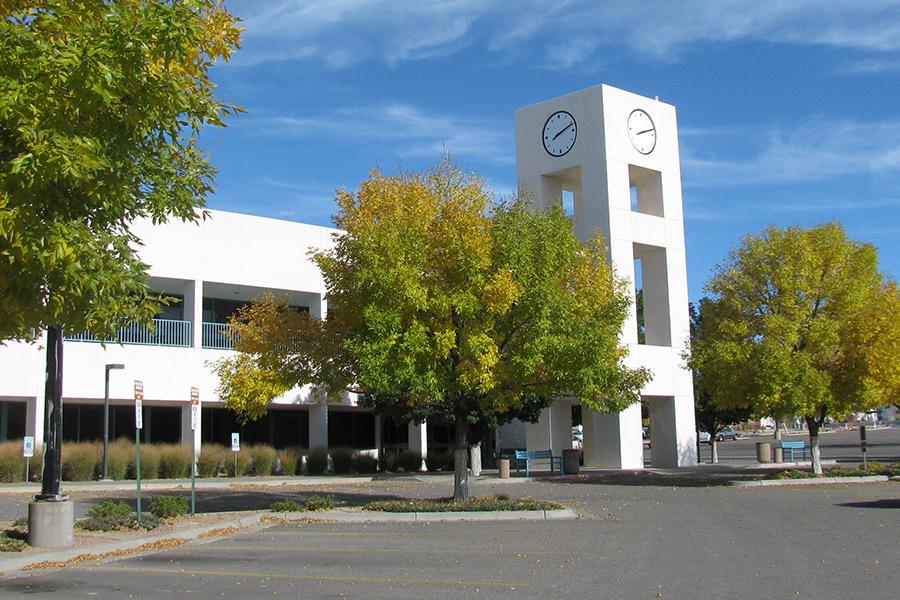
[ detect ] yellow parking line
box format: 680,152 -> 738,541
70,565 -> 526,589
200,545 -> 578,557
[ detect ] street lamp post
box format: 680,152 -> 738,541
102,363 -> 125,480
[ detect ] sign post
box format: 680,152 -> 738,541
134,380 -> 144,524
860,424 -> 867,469
190,387 -> 199,516
23,436 -> 34,482
231,432 -> 240,477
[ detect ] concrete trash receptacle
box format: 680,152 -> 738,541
756,441 -> 772,463
562,449 -> 580,475
498,458 -> 510,479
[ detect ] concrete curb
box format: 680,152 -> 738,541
273,507 -> 576,523
730,475 -> 889,487
0,476 -> 377,495
1,507 -> 575,575
0,512 -> 263,575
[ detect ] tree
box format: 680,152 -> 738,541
689,223 -> 900,474
216,161 -> 649,500
0,0 -> 241,498
688,301 -> 752,463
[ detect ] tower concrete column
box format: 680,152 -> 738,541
309,403 -> 328,450
582,402 -> 643,469
525,401 -> 572,455
185,279 -> 203,349
648,395 -> 698,467
407,420 -> 427,470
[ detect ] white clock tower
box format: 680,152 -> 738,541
515,84 -> 698,469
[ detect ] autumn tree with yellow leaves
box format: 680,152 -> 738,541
216,161 -> 648,501
689,223 -> 900,475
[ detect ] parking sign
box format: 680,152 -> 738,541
23,436 -> 34,458
231,432 -> 240,452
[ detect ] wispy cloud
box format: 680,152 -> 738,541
681,118 -> 900,187
227,0 -> 900,69
837,58 -> 900,74
241,103 -> 513,165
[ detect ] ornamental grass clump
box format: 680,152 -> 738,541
158,444 -> 192,479
226,448 -> 252,477
352,454 -> 378,474
106,439 -> 132,480
330,447 -> 354,474
251,444 -> 277,476
198,444 -> 227,477
277,447 -> 301,476
129,443 -> 161,479
0,441 -> 25,483
62,442 -> 100,481
305,449 -> 328,475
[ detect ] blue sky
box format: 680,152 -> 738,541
203,0 -> 900,300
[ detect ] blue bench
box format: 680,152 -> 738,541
780,440 -> 808,462
514,450 -> 561,477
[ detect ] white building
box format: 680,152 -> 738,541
0,84 -> 696,470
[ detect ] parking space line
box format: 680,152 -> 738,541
69,565 -> 526,589
198,544 -> 578,557
263,527 -> 555,538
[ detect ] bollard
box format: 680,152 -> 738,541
756,441 -> 772,463
773,446 -> 783,463
562,449 -> 580,475
498,458 -> 510,479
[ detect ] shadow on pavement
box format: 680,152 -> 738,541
529,467 -> 771,487
836,499 -> 900,510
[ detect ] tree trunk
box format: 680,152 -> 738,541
453,414 -> 469,502
807,417 -> 822,476
38,325 -> 65,501
710,437 -> 719,464
774,419 -> 783,441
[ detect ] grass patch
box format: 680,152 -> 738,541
0,532 -> 27,552
770,461 -> 900,480
362,494 -> 562,512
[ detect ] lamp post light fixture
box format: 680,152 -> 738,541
102,363 -> 125,480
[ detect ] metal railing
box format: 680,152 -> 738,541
64,318 -> 192,347
202,322 -> 237,350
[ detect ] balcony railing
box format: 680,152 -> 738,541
64,318 -> 191,347
202,322 -> 237,350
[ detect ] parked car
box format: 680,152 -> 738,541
642,426 -> 650,439
697,430 -> 711,444
716,427 -> 740,441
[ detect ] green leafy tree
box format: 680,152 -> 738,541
688,301 -> 752,463
689,224 -> 899,474
216,161 -> 649,500
0,0 -> 241,496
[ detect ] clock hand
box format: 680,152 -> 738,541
553,124 -> 574,140
635,128 -> 654,135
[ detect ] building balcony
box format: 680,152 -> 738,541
202,322 -> 237,350
64,318 -> 192,348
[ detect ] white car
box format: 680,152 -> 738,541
697,430 -> 711,444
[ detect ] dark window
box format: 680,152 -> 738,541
0,401 -> 26,441
154,293 -> 184,321
328,411 -> 375,449
201,407 -> 309,449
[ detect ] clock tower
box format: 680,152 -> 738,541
514,84 -> 698,469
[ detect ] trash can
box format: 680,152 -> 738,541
773,446 -> 783,463
562,449 -> 580,475
756,441 -> 772,463
498,458 -> 510,479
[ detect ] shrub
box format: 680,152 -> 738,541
79,512 -> 159,532
148,495 -> 188,518
106,439 -> 132,480
198,444 -> 227,478
353,454 -> 378,474
158,444 -> 192,479
398,451 -> 422,473
270,499 -> 302,512
330,447 -> 354,474
363,495 -> 561,512
0,441 -> 25,483
0,533 -> 28,552
62,442 -> 99,481
304,494 -> 334,511
251,445 -> 277,476
277,447 -> 301,476
130,443 -> 161,480
382,450 -> 399,472
305,448 -> 328,475
226,448 -> 252,477
425,451 -> 454,472
88,501 -> 132,519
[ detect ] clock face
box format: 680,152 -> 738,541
627,109 -> 656,154
542,111 -> 577,157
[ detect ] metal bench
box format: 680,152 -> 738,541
780,440 -> 808,462
514,450 -> 561,477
